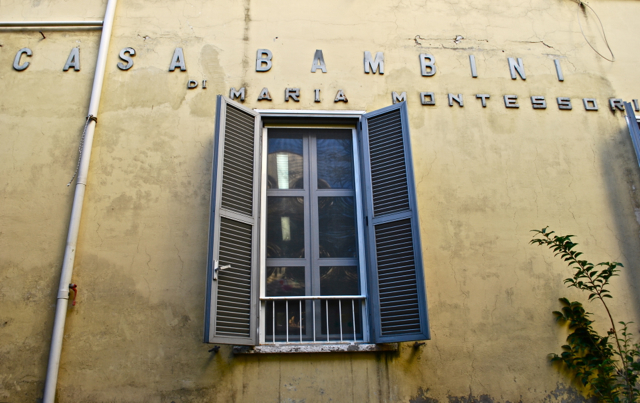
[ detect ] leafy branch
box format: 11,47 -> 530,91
531,227 -> 638,402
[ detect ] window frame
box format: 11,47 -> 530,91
205,98 -> 430,347
257,120 -> 371,345
624,102 -> 640,169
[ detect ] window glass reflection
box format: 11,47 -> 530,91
320,266 -> 359,296
318,197 -> 356,258
317,134 -> 353,189
268,134 -> 303,189
266,267 -> 305,296
267,197 -> 305,258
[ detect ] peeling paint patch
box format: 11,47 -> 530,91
410,384 -> 593,403
542,383 -> 596,403
410,387 -> 439,403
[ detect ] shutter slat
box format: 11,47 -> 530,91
220,102 -> 256,218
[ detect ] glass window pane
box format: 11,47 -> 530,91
318,197 -> 356,258
316,134 -> 353,189
266,267 -> 305,296
320,266 -> 359,296
268,134 -> 303,189
267,197 -> 305,258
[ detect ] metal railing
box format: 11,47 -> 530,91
261,296 -> 366,344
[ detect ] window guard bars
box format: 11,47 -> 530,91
261,295 -> 366,344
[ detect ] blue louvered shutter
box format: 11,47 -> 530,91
360,102 -> 430,343
205,96 -> 261,345
624,102 -> 640,169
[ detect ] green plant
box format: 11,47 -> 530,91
531,227 -> 640,402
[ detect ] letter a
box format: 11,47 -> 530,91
63,48 -> 80,71
169,48 -> 187,71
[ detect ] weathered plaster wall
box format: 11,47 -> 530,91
1,0 -> 640,401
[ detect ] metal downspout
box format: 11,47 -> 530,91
42,0 -> 118,401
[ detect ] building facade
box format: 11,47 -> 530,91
2,0 -> 640,401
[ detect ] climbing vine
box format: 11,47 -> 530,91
531,227 -> 640,402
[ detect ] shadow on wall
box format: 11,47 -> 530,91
601,123 -> 640,322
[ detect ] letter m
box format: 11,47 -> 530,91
364,51 -> 384,75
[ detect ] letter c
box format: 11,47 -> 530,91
13,48 -> 32,71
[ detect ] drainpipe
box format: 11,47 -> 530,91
42,0 -> 118,401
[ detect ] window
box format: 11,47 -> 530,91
624,102 -> 640,169
204,96 -> 430,347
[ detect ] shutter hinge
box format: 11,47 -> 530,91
365,216 -> 368,226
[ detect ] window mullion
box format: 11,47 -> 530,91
308,134 -> 320,297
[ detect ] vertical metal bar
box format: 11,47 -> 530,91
272,301 -> 275,343
259,128 -> 269,346
352,129 -> 369,342
299,299 -> 303,342
339,299 -> 343,341
326,299 -> 329,342
313,300 -> 316,343
286,300 -> 289,343
352,299 -> 356,341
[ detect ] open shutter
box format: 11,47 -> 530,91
360,102 -> 430,343
624,102 -> 640,169
205,96 -> 261,345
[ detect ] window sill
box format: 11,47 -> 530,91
232,343 -> 398,354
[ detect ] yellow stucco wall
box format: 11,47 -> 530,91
2,0 -> 640,401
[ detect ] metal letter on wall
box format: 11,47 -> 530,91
117,47 -> 136,71
419,54 -> 436,77
504,95 -> 519,108
256,49 -> 272,72
284,88 -> 300,102
230,87 -> 246,102
507,57 -> 526,80
554,60 -> 564,82
557,97 -> 572,110
187,80 -> 198,89
13,48 -> 32,71
364,51 -> 384,74
392,92 -> 407,104
310,49 -> 327,73
334,90 -> 348,103
448,93 -> 463,107
63,48 -> 80,71
610,99 -> 624,111
583,98 -> 598,111
476,94 -> 490,108
531,96 -> 547,109
420,92 -> 435,106
314,89 -> 321,103
169,47 -> 187,72
469,55 -> 478,78
257,87 -> 272,101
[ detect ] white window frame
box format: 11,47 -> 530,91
256,110 -> 370,345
